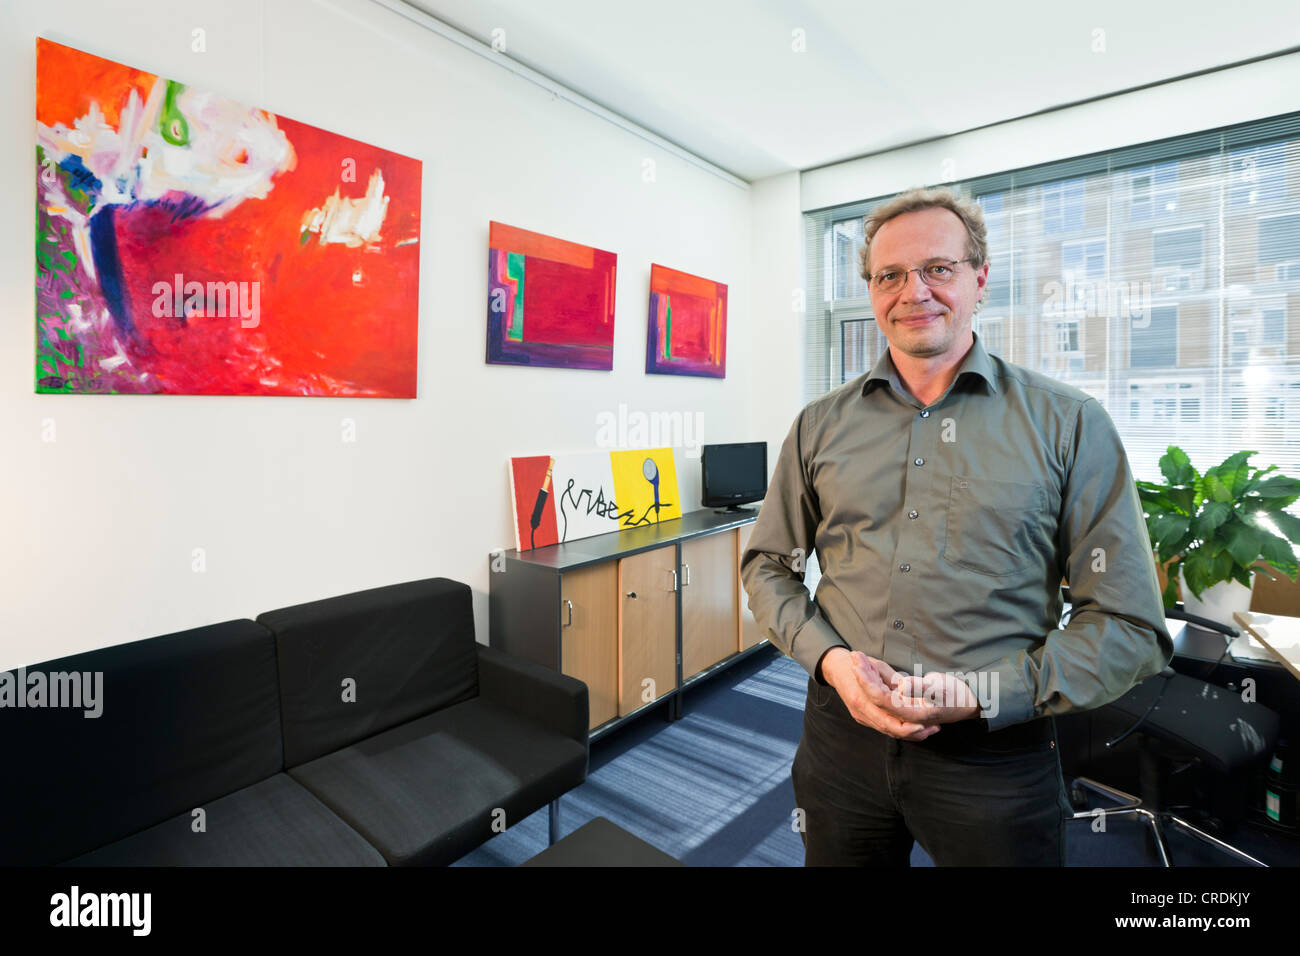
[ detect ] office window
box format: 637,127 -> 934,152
1129,161 -> 1178,220
984,271 -> 1010,311
803,110 -> 1300,488
831,217 -> 868,300
978,316 -> 1005,356
1264,308 -> 1286,342
1058,320 -> 1080,352
983,249 -> 1023,313
978,192 -> 1007,249
1042,179 -> 1085,234
1061,238 -> 1107,284
1258,213 -> 1300,281
1128,379 -> 1202,429
1228,300 -> 1287,365
1152,226 -> 1205,293
1131,305 -> 1178,368
1228,142 -> 1287,206
1258,213 -> 1300,262
841,318 -> 872,380
1042,317 -> 1083,374
1153,226 -> 1204,270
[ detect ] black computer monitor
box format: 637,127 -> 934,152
701,441 -> 767,512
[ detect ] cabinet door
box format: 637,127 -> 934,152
618,544 -> 678,714
682,530 -> 739,679
561,563 -> 619,730
737,524 -> 762,650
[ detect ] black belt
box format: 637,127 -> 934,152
919,714 -> 1055,753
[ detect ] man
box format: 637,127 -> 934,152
740,186 -> 1172,866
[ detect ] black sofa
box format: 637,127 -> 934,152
1,578 -> 588,866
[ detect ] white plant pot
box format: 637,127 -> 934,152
1179,565 -> 1254,630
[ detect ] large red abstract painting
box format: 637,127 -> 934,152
35,38 -> 422,396
486,221 -> 617,370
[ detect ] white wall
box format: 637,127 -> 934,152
747,172 -> 804,453
802,50 -> 1300,211
0,0 -> 755,669
748,168 -> 815,602
746,170 -> 823,593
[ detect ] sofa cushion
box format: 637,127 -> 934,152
260,578 -> 480,767
0,619 -> 282,866
63,773 -> 385,866
288,697 -> 588,866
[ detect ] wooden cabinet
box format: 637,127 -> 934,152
489,509 -> 764,740
682,531 -> 739,679
618,544 -> 677,713
561,563 -> 619,729
736,523 -> 762,651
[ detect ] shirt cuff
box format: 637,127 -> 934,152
791,614 -> 848,686
963,661 -> 1036,732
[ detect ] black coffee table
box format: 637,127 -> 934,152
522,817 -> 684,867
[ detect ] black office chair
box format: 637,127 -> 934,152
1060,588 -> 1281,867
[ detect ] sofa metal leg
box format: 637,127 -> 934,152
549,799 -> 560,845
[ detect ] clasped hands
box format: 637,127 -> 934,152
820,647 -> 981,741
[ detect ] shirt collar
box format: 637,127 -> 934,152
862,328 -> 1000,400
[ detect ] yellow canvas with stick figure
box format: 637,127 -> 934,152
610,448 -> 681,528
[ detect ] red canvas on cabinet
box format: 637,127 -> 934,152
35,38 -> 422,396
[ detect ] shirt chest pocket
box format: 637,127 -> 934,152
942,476 -> 1048,577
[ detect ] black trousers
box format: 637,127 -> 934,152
791,676 -> 1072,866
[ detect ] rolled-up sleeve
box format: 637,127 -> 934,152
740,408 -> 848,683
977,397 -> 1173,730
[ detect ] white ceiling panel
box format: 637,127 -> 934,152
400,0 -> 1300,180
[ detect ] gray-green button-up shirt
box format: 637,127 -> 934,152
740,330 -> 1173,731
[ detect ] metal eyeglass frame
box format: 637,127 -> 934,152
866,257 -> 976,293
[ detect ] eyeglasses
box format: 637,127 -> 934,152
866,258 -> 974,294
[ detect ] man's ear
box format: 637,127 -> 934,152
972,262 -> 990,312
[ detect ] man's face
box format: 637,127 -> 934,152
867,207 -> 988,360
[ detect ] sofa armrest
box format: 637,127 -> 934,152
476,643 -> 589,747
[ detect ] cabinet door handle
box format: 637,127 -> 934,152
666,568 -> 677,592
562,599 -> 573,628
682,563 -> 691,587
626,591 -> 637,599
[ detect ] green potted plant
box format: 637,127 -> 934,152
1136,446 -> 1300,627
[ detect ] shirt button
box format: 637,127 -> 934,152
892,619 -> 904,630
908,510 -> 919,519
920,410 -> 930,418
900,564 -> 910,572
914,457 -> 925,466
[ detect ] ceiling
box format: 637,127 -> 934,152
402,0 -> 1300,182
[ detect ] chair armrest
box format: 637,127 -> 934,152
476,643 -> 589,746
1165,606 -> 1239,638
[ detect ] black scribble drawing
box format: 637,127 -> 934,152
558,478 -> 630,542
